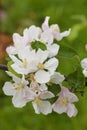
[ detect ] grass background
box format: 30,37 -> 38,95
0,0 -> 87,130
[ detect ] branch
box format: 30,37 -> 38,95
0,64 -> 8,71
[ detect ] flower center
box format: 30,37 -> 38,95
14,84 -> 23,91
60,98 -> 68,105
29,73 -> 35,82
34,98 -> 42,105
51,26 -> 58,32
23,59 -> 27,67
38,63 -> 44,70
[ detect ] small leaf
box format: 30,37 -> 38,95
58,44 -> 78,58
7,61 -> 22,78
31,41 -> 47,51
67,66 -> 85,92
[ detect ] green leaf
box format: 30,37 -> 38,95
67,66 -> 85,93
31,41 -> 47,51
58,44 -> 78,58
7,61 -> 22,78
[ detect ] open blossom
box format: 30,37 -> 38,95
81,58 -> 87,77
2,71 -> 35,108
32,91 -> 54,115
10,48 -> 58,84
53,86 -> 79,117
41,16 -> 71,42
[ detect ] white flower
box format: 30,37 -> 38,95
41,16 -> 71,42
81,58 -> 87,77
10,48 -> 58,83
9,48 -> 39,75
32,91 -> 54,115
53,86 -> 79,117
2,72 -> 34,108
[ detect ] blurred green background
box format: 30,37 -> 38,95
0,0 -> 87,130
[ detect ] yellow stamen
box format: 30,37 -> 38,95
14,84 -> 23,91
23,59 -> 27,67
29,73 -> 35,82
34,98 -> 42,105
60,98 -> 68,105
38,63 -> 44,70
51,26 -> 58,32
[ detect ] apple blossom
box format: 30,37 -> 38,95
53,86 -> 79,117
41,16 -> 71,42
2,71 -> 35,108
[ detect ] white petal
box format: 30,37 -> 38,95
39,84 -> 48,91
42,16 -> 50,31
6,71 -> 21,83
37,49 -> 48,63
35,70 -> 50,83
11,63 -> 29,75
41,30 -> 53,44
25,25 -> 42,42
50,72 -> 65,85
83,69 -> 87,77
81,58 -> 87,69
47,44 -> 60,58
9,55 -> 22,65
32,102 -> 40,114
39,101 -> 52,115
67,104 -> 78,117
13,33 -> 22,44
6,46 -> 17,55
45,58 -> 58,74
53,100 -> 67,114
12,90 -> 27,108
60,28 -> 71,40
40,91 -> 54,99
3,82 -> 15,96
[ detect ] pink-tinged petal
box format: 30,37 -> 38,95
67,104 -> 78,117
37,49 -> 48,63
59,87 -> 79,103
53,99 -> 67,114
40,91 -> 55,99
32,102 -> 40,114
47,44 -> 60,58
60,28 -> 71,40
3,82 -> 15,96
23,87 -> 36,102
38,101 -> 52,115
42,16 -> 50,31
35,70 -> 50,84
45,58 -> 58,74
50,72 -> 65,85
66,93 -> 79,103
12,90 -> 27,108
58,86 -> 70,97
41,30 -> 53,44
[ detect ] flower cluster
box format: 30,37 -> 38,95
3,16 -> 79,117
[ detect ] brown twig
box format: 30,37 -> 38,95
0,64 -> 8,71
